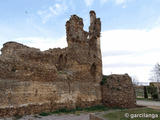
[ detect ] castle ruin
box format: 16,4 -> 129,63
0,11 -> 136,117
0,11 -> 102,117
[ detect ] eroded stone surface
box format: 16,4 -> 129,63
0,11 -> 102,117
102,74 -> 136,108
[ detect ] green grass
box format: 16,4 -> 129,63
39,105 -> 109,116
103,108 -> 160,120
39,112 -> 51,116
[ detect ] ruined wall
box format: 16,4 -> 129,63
102,74 -> 136,108
0,11 -> 102,117
150,82 -> 160,100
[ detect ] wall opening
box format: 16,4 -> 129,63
58,54 -> 63,70
90,63 -> 96,76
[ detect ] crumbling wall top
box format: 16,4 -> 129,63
1,41 -> 40,57
66,14 -> 88,47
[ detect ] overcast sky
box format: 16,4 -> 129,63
0,0 -> 160,83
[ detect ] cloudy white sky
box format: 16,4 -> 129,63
0,0 -> 160,83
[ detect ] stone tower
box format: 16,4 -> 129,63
89,10 -> 101,59
65,10 -> 102,82
66,11 -> 102,59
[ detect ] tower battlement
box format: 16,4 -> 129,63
66,11 -> 101,54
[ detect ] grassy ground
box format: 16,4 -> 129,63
13,105 -> 160,120
136,98 -> 153,101
103,108 -> 160,120
39,105 -> 110,116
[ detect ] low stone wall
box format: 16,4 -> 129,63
102,74 -> 136,108
89,114 -> 105,120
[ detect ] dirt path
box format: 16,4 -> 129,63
0,113 -> 89,120
136,100 -> 160,110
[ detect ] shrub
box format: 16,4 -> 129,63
148,85 -> 159,100
152,92 -> 159,99
100,75 -> 107,85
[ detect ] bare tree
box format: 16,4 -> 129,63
132,76 -> 139,86
150,63 -> 160,82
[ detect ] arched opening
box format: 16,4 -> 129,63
90,63 -> 96,76
57,54 -> 67,71
58,54 -> 63,70
59,54 -> 63,63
